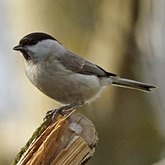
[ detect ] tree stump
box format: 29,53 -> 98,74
12,110 -> 98,165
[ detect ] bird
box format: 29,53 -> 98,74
13,32 -> 156,117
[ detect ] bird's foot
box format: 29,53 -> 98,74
44,102 -> 84,122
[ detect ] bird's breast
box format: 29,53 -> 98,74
25,62 -> 102,104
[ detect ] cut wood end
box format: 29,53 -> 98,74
13,111 -> 98,165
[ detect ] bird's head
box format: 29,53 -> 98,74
13,32 -> 65,63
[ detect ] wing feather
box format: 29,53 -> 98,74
57,50 -> 117,77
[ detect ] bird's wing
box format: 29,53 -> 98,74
57,50 -> 117,77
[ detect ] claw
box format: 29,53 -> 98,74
45,109 -> 59,121
44,102 -> 85,122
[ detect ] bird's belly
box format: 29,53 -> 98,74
28,71 -> 102,104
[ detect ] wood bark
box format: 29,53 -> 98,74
12,111 -> 98,165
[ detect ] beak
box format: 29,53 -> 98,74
13,45 -> 24,51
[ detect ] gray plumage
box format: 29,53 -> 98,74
58,50 -> 117,77
13,32 -> 156,106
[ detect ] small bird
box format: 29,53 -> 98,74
13,32 -> 156,116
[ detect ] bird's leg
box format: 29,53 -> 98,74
45,102 -> 84,121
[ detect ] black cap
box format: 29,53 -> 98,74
19,32 -> 58,47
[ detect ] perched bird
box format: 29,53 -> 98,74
13,32 -> 156,116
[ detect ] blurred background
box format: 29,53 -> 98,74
0,0 -> 165,164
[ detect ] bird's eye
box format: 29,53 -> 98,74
32,40 -> 38,45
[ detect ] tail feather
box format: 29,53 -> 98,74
111,77 -> 156,92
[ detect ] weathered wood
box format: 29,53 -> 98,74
12,110 -> 98,165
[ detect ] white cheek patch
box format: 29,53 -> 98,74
38,40 -> 66,54
26,39 -> 66,61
